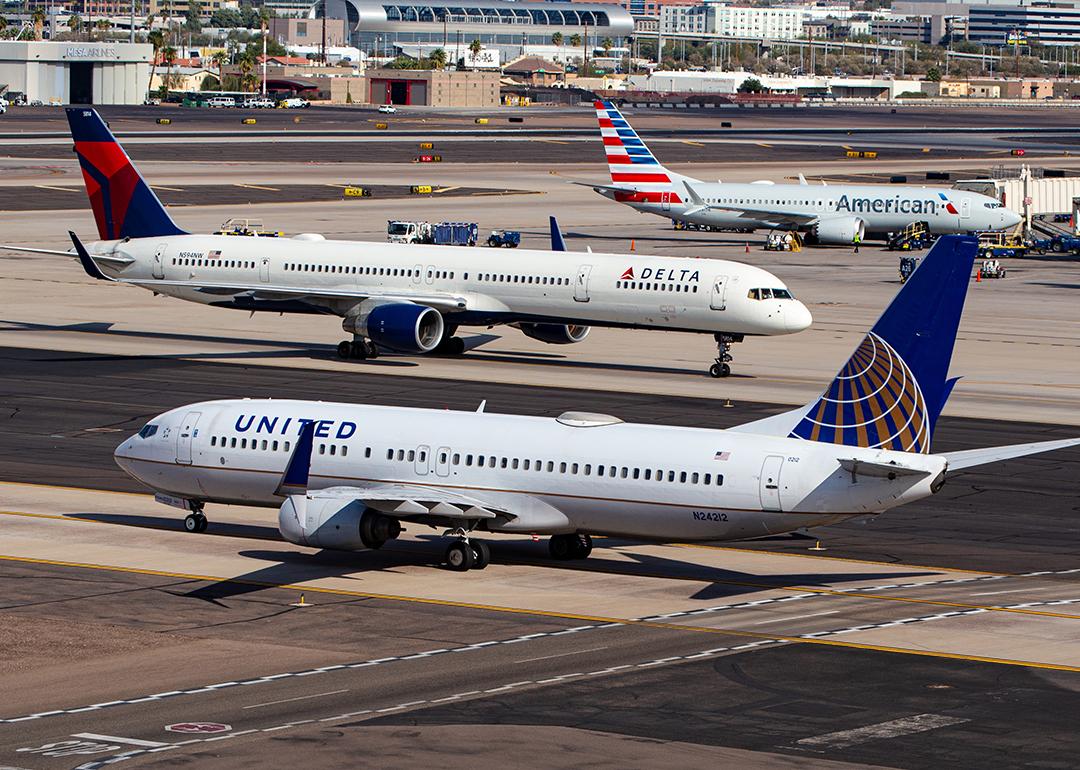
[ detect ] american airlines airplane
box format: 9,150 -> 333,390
0,108 -> 812,378
113,236 -> 1078,571
588,101 -> 1022,243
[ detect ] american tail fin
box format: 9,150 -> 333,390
732,235 -> 979,453
592,100 -> 691,203
66,108 -> 186,241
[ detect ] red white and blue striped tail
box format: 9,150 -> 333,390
594,100 -> 683,204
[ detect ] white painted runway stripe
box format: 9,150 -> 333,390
753,610 -> 841,625
796,713 -> 969,750
70,733 -> 168,748
242,689 -> 348,710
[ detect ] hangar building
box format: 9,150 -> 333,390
0,41 -> 153,105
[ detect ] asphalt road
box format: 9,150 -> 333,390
0,345 -> 1077,574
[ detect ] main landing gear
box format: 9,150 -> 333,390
434,324 -> 466,356
709,333 -> 743,378
443,528 -> 491,572
548,533 -> 593,560
337,337 -> 380,360
184,502 -> 207,533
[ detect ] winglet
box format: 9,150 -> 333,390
549,216 -> 567,252
275,421 -> 316,496
69,230 -> 114,282
476,399 -> 487,413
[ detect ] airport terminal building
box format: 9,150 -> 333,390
0,41 -> 153,105
315,0 -> 634,61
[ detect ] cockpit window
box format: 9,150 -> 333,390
748,288 -> 793,300
138,424 -> 159,439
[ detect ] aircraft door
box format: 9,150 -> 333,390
175,411 -> 202,466
259,257 -> 270,283
574,264 -> 592,302
153,244 -> 167,279
415,445 -> 430,476
435,446 -> 451,477
759,455 -> 784,512
710,275 -> 728,310
960,198 -> 971,220
412,264 -> 422,284
661,192 -> 672,211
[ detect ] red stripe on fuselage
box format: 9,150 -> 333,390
611,172 -> 671,183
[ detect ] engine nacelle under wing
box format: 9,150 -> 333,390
517,323 -> 590,345
343,300 -> 445,353
279,495 -> 401,550
812,216 -> 866,245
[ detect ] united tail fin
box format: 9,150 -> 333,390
66,108 -> 186,241
733,235 -> 979,454
275,421 -> 316,497
592,100 -> 694,202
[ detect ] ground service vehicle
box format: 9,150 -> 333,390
279,97 -> 310,109
979,259 -> 1007,279
387,221 -> 478,246
487,230 -> 521,248
1029,234 -> 1080,254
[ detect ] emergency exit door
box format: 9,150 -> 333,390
710,275 -> 728,310
574,264 -> 592,302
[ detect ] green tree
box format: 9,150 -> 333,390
200,73 -> 220,90
925,66 -> 942,81
185,0 -> 202,32
31,8 -> 46,40
601,36 -> 613,56
0,16 -> 8,39
160,44 -> 178,93
67,14 -> 81,39
429,46 -> 446,69
551,31 -> 562,47
737,76 -> 764,93
209,8 -> 243,27
96,18 -> 110,41
211,49 -> 228,76
147,28 -> 165,97
569,33 -> 581,48
468,38 -> 482,58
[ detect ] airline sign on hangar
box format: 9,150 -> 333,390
463,47 -> 500,70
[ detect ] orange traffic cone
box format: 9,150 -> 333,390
630,239 -> 635,252
744,242 -> 750,253
976,270 -> 981,282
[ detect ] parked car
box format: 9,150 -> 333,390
378,104 -> 397,114
0,97 -> 7,115
143,97 -> 162,105
206,96 -> 236,108
279,97 -> 310,109
242,97 -> 275,109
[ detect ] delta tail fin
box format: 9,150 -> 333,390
549,216 -> 567,252
734,235 -> 979,453
592,100 -> 694,203
66,108 -> 186,241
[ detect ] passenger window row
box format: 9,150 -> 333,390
616,280 -> 698,293
386,448 -> 723,486
478,274 -> 567,286
174,258 -> 255,269
212,435 -> 293,452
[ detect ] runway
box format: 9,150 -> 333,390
1,104 -> 1079,770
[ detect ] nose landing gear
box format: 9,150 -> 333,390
183,502 -> 207,533
709,333 -> 742,378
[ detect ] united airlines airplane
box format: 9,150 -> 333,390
114,236 -> 1078,571
588,101 -> 1022,243
0,108 -> 812,378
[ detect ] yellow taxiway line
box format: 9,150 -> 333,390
2,551 -> 1079,674
234,183 -> 281,192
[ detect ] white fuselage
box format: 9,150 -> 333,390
608,181 -> 1020,235
115,399 -> 947,543
88,234 -> 811,337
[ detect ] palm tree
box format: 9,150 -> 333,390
211,49 -> 228,79
429,47 -> 446,70
31,8 -> 46,40
0,16 -> 8,39
551,31 -> 562,47
160,44 -> 177,93
601,37 -> 613,57
237,50 -> 256,91
468,38 -> 482,59
569,33 -> 581,48
96,18 -> 110,41
147,28 -> 165,97
67,14 -> 81,40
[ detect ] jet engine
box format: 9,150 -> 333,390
517,323 -> 590,345
279,495 -> 402,550
343,300 -> 445,353
811,216 -> 866,245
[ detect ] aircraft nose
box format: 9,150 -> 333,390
113,437 -> 137,474
785,301 -> 813,332
1004,209 -> 1023,228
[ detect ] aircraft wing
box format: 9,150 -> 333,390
682,182 -> 818,225
572,180 -> 639,194
0,243 -> 135,264
309,484 -> 508,520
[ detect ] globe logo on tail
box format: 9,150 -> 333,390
788,332 -> 929,453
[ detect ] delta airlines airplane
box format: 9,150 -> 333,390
0,108 -> 812,378
114,236 -> 1078,571
588,101 -> 1022,243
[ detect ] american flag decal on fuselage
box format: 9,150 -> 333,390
594,100 -> 682,205
787,332 -> 930,454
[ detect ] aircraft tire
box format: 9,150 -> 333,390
571,534 -> 593,559
548,534 -> 574,560
337,341 -> 351,359
445,541 -> 475,571
709,363 -> 731,378
349,340 -> 368,359
365,340 -> 380,359
470,540 -> 491,569
185,513 -> 206,533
